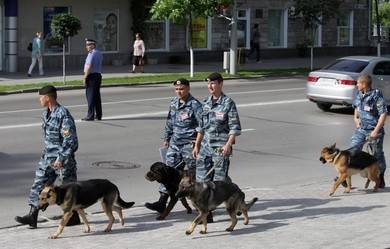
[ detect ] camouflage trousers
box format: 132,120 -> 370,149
196,145 -> 230,183
28,156 -> 77,207
159,143 -> 196,194
350,128 -> 386,174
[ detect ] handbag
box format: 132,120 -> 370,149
27,42 -> 33,52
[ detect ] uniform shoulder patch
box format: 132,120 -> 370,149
63,129 -> 71,137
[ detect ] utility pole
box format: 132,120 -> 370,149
229,0 -> 237,75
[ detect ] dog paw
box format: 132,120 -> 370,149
104,228 -> 112,233
156,215 -> 165,220
225,227 -> 234,232
343,190 -> 350,193
200,230 -> 207,234
243,220 -> 249,225
329,192 -> 334,196
48,235 -> 58,239
185,230 -> 192,235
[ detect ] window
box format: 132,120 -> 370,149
267,9 -> 287,48
373,62 -> 390,75
94,9 -> 119,52
43,7 -> 70,54
191,17 -> 211,49
337,11 -> 353,46
313,24 -> 322,47
324,59 -> 368,73
144,7 -> 169,51
237,9 -> 250,49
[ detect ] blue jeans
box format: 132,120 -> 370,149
350,128 -> 386,174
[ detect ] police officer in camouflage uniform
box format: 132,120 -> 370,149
349,75 -> 387,188
15,85 -> 80,228
145,78 -> 202,214
192,72 -> 241,222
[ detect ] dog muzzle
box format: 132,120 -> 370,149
39,203 -> 49,212
319,157 -> 327,164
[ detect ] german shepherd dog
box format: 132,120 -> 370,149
319,143 -> 380,196
38,179 -> 135,239
176,172 -> 258,235
145,162 -> 192,220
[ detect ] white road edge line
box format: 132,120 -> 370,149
0,87 -> 305,115
0,99 -> 308,130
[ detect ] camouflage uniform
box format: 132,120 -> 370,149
196,93 -> 241,182
28,104 -> 78,207
159,93 -> 202,193
350,89 -> 387,173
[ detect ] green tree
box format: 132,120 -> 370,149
292,0 -> 342,69
150,0 -> 232,77
51,13 -> 82,84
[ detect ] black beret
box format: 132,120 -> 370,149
38,85 -> 57,96
173,78 -> 190,86
205,72 -> 223,82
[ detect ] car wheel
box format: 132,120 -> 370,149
316,103 -> 332,111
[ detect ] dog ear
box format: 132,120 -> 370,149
330,143 -> 336,149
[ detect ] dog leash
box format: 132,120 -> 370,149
204,148 -> 230,178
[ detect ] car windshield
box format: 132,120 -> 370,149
323,59 -> 369,73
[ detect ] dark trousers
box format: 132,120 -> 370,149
85,73 -> 102,119
249,42 -> 260,61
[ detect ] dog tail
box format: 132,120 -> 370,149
116,194 -> 135,209
246,197 -> 258,210
238,197 -> 258,216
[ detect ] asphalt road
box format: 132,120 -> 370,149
0,77 -> 376,229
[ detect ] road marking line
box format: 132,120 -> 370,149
0,87 -> 304,114
0,99 -> 307,130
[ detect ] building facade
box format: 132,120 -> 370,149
0,0 -> 375,72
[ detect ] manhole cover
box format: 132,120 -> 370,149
92,161 -> 141,169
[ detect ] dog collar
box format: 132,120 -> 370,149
329,149 -> 340,163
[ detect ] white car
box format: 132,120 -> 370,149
306,56 -> 390,111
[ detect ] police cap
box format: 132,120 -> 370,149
38,85 -> 57,98
173,78 -> 190,86
85,38 -> 97,45
205,72 -> 223,82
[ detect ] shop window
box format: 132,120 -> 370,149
144,7 -> 169,51
337,11 -> 353,46
191,17 -> 211,50
267,9 -> 287,48
94,9 -> 119,52
43,7 -> 70,54
237,9 -> 250,49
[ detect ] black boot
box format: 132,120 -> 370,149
145,193 -> 169,213
379,173 -> 386,188
66,211 -> 81,226
15,206 -> 39,229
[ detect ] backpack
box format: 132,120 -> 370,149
27,42 -> 32,52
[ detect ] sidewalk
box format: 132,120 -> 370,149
2,179 -> 390,249
0,56 -> 338,86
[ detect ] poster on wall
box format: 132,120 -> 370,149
43,7 -> 70,53
191,17 -> 207,49
94,9 -> 119,51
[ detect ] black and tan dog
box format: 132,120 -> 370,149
176,172 -> 258,235
38,179 -> 135,239
145,162 -> 192,220
320,143 -> 380,196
